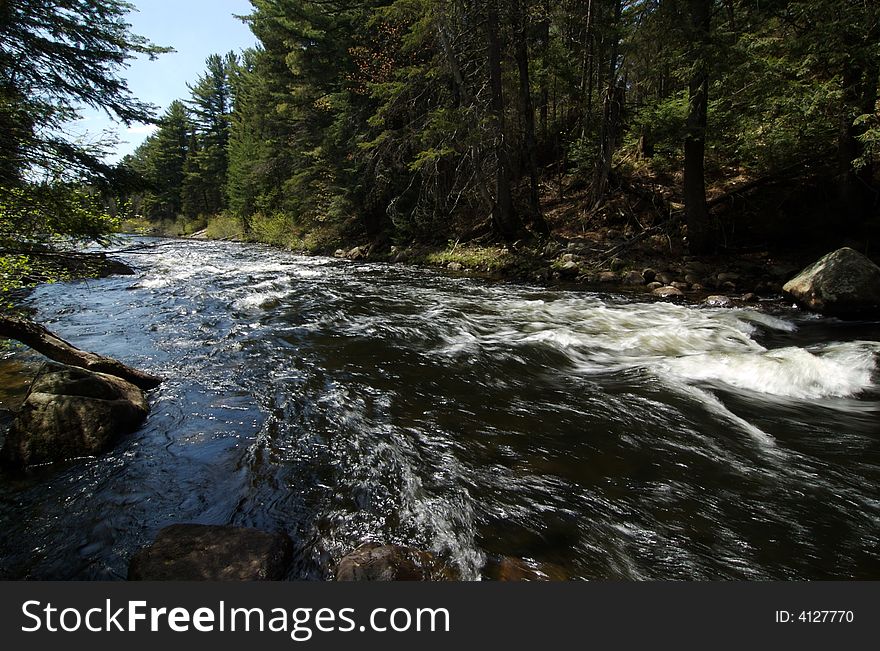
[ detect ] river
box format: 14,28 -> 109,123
1,238 -> 878,580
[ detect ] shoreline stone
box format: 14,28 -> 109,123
653,285 -> 684,299
1,363 -> 149,468
783,247 -> 880,316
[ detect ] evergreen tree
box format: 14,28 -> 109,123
683,0 -> 712,253
132,101 -> 192,221
117,1 -> 880,251
1,0 -> 167,297
0,0 -> 169,184
184,52 -> 237,217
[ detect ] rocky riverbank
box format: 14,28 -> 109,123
329,236 -> 804,311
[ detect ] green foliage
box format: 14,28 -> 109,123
114,0 -> 880,256
626,93 -> 689,160
183,53 -> 237,217
0,184 -> 118,299
855,113 -> 880,171
248,211 -> 299,248
0,254 -> 31,299
205,213 -> 246,241
425,245 -> 515,272
0,0 -> 169,184
0,185 -> 118,246
125,101 -> 192,221
0,0 -> 171,307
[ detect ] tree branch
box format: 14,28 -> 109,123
0,315 -> 162,391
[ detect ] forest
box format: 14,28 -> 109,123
1,0 -> 878,281
116,0 -> 879,263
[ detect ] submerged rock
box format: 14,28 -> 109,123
484,556 -> 569,581
1,363 -> 148,468
128,524 -> 293,581
783,247 -> 880,316
335,543 -> 441,581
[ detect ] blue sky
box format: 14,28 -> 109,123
71,0 -> 257,162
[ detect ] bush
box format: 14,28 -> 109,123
248,212 -> 299,248
205,213 -> 245,240
173,215 -> 207,236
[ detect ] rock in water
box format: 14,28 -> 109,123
783,247 -> 880,316
1,363 -> 149,468
652,285 -> 684,299
484,556 -> 569,581
128,524 -> 293,581
704,295 -> 733,308
336,543 -> 439,581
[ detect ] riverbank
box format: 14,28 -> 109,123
144,220 -> 815,312
329,236 -> 803,309
115,163 -> 880,313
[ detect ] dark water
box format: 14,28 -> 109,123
1,239 -> 879,580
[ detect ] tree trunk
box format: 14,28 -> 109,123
0,315 -> 162,390
487,1 -> 524,241
683,0 -> 712,254
838,60 -> 879,224
513,0 -> 550,236
436,20 -> 495,210
537,9 -> 550,145
579,0 -> 595,141
591,0 -> 623,208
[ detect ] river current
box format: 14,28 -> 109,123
1,239 -> 878,579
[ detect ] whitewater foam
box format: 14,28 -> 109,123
661,342 -> 878,400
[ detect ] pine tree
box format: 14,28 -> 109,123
0,0 -> 169,184
184,53 -> 237,217
1,0 -> 168,297
682,0 -> 712,254
134,101 -> 192,221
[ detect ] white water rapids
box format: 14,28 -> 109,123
1,239 -> 878,580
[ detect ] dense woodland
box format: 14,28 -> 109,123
2,0 -> 880,287
121,0 -> 880,256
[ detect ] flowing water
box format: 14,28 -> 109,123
1,238 -> 878,580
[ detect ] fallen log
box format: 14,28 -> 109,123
0,315 -> 162,390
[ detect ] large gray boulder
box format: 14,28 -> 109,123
1,363 -> 149,467
783,247 -> 880,316
128,524 -> 293,581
